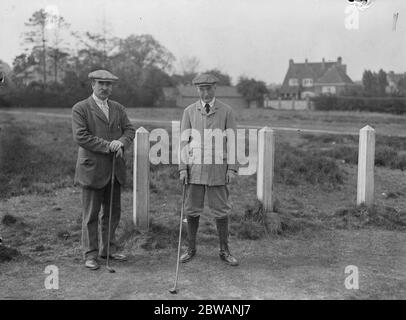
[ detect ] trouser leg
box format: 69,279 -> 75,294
82,187 -> 103,260
207,185 -> 231,220
100,179 -> 121,257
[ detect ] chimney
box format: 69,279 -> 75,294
289,59 -> 294,66
305,58 -> 308,65
322,58 -> 325,71
337,56 -> 342,65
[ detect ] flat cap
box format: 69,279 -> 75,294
88,69 -> 118,82
192,73 -> 219,86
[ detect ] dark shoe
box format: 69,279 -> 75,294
219,251 -> 239,266
180,248 -> 196,263
100,253 -> 127,261
216,217 -> 239,267
85,258 -> 100,270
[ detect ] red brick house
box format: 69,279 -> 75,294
280,57 -> 354,99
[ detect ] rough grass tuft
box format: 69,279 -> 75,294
331,205 -> 406,231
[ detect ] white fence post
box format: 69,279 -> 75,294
257,127 -> 275,211
357,125 -> 375,207
133,127 -> 150,229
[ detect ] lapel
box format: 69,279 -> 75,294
107,100 -> 119,127
196,99 -> 218,116
88,96 -> 109,124
209,99 -> 219,116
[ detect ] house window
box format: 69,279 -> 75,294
322,86 -> 336,94
289,78 -> 298,86
302,78 -> 313,87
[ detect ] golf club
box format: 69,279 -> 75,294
106,151 -> 117,273
169,183 -> 186,294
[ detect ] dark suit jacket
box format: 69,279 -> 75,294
72,96 -> 135,189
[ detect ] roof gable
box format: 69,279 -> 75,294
315,65 -> 353,84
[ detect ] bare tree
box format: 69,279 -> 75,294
24,9 -> 48,83
47,15 -> 70,83
179,56 -> 200,75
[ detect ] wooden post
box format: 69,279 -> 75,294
357,125 -> 375,207
257,127 -> 275,211
133,127 -> 150,229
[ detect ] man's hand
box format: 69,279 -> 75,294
226,170 -> 237,184
109,140 -> 123,152
179,170 -> 188,184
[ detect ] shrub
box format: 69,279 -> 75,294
312,96 -> 406,114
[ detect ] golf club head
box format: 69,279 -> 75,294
169,288 -> 178,294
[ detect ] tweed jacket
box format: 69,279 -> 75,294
179,99 -> 238,186
72,96 -> 135,189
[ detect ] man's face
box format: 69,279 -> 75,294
92,80 -> 113,100
197,84 -> 216,103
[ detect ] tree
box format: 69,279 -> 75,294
236,76 -> 268,107
362,69 -> 388,97
24,9 -> 48,84
202,69 -> 231,86
179,56 -> 199,75
377,69 -> 388,97
362,70 -> 377,96
172,56 -> 200,85
113,34 -> 175,72
47,15 -> 70,83
109,34 -> 175,106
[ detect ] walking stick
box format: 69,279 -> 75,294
106,152 -> 117,273
169,183 -> 187,294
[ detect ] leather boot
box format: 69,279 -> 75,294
216,217 -> 239,266
180,215 -> 199,263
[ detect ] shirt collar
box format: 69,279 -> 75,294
92,93 -> 108,106
200,97 -> 215,109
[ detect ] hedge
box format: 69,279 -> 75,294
311,96 -> 406,114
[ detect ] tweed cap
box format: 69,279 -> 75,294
192,73 -> 219,86
88,70 -> 118,82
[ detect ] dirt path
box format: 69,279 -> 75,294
1,228 -> 405,299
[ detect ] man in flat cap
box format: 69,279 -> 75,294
72,69 -> 135,270
179,73 -> 239,266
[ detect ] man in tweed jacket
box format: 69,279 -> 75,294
179,73 -> 239,266
72,70 -> 135,270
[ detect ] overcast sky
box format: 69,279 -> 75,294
1,0 -> 405,84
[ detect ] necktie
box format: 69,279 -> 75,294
205,103 -> 210,114
102,101 -> 109,120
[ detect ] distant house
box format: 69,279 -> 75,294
386,71 -> 405,95
159,85 -> 248,108
280,57 -> 354,99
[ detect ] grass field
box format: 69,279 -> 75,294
0,108 -> 405,299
